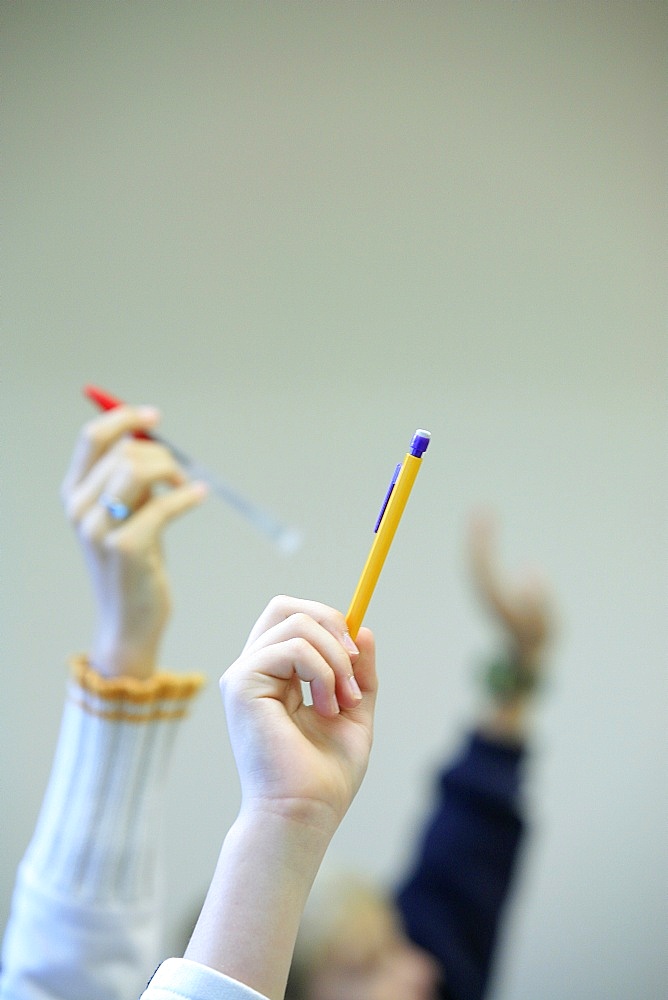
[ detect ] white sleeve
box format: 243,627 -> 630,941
0,659 -> 204,1000
141,959 -> 268,1000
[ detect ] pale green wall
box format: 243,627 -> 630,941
2,4 -> 666,997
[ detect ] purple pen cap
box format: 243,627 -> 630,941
409,429 -> 431,458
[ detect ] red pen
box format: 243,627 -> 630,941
83,384 -> 302,553
83,384 -> 152,438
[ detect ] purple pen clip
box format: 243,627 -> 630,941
374,430 -> 431,532
374,462 -> 401,532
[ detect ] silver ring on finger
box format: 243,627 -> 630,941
100,492 -> 132,522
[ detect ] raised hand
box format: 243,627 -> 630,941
469,511 -> 554,669
185,598 -> 377,1000
61,405 -> 207,678
221,596 -> 376,831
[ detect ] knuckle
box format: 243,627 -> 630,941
288,635 -> 311,659
78,508 -> 105,545
60,488 -> 77,521
125,437 -> 151,460
81,418 -> 105,450
290,611 -> 312,630
267,594 -> 291,617
62,491 -> 86,526
219,661 -> 242,700
114,443 -> 151,489
116,437 -> 141,467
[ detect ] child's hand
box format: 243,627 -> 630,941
221,596 -> 377,835
61,405 -> 207,678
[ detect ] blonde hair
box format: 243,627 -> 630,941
286,868 -> 397,999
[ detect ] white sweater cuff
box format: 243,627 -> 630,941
21,660 -> 205,905
1,662 -> 205,1000
142,959 -> 269,1000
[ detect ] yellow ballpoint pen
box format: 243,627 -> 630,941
346,429 -> 431,641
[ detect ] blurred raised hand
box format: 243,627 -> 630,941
60,405 -> 207,679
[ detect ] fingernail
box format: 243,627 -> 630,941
342,631 -> 359,656
347,673 -> 362,701
138,406 -> 160,423
191,480 -> 209,500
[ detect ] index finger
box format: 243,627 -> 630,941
60,405 -> 161,497
244,595 -> 359,658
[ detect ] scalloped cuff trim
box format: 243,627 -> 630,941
68,654 -> 205,721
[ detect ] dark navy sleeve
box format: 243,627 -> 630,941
395,733 -> 526,1000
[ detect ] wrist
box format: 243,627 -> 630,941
482,652 -> 542,701
478,696 -> 532,744
90,635 -> 160,680
477,650 -> 543,743
238,798 -> 339,854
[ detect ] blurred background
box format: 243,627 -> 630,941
1,3 -> 665,998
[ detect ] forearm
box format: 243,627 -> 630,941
185,808 -> 334,1000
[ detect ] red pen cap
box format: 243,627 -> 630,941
83,384 -> 122,411
83,384 -> 152,439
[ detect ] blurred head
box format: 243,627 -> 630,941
286,871 -> 440,1000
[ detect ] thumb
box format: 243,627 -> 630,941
351,627 -> 378,703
